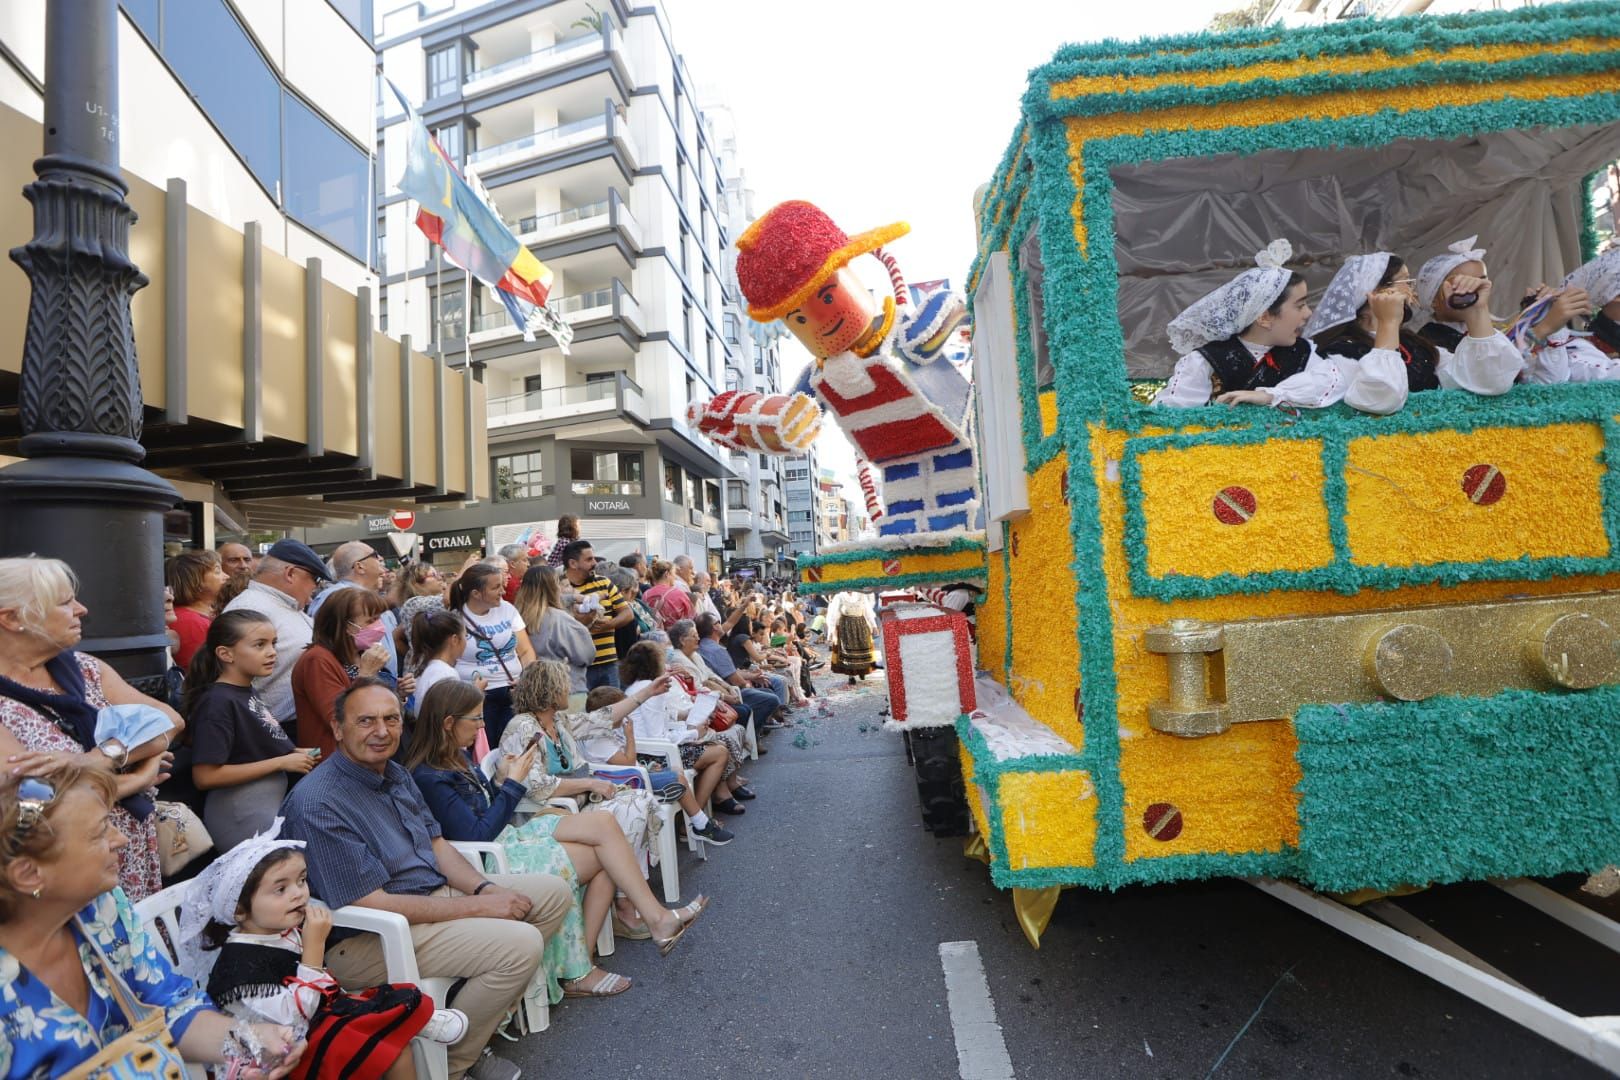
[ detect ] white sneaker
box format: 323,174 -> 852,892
419,1007 -> 468,1044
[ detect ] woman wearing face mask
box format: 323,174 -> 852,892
1308,250 -> 1520,415
1154,239 -> 1344,409
290,590 -> 414,758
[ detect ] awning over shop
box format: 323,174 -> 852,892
0,102 -> 488,530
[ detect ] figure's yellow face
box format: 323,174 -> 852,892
783,267 -> 877,359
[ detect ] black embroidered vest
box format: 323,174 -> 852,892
1330,335 -> 1440,393
1591,312 -> 1620,355
1417,321 -> 1465,353
1196,336 -> 1312,395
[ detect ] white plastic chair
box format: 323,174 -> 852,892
590,754 -> 698,902
132,881 -> 210,1080
635,738 -> 712,866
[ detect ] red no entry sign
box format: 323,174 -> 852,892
390,509 -> 416,531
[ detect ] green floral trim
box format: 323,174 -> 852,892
797,535 -> 986,568
796,568 -> 988,597
1043,1 -> 1617,67
1000,522 -> 1013,677
1033,47 -> 1620,126
1583,168 -> 1604,263
1294,686 -> 1620,892
1117,415 -> 1620,601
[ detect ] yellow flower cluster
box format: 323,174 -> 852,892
999,770 -> 1098,870
977,546 -> 1009,682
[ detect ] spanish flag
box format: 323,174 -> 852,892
389,81 -> 553,310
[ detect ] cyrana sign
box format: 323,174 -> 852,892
585,497 -> 634,515
423,532 -> 481,553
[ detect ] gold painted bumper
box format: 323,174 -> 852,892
1143,592 -> 1620,735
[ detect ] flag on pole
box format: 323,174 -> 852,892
388,80 -> 556,318
463,162 -> 574,353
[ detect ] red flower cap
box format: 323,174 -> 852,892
735,200 -> 908,322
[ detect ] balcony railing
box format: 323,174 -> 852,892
468,114 -> 606,168
516,200 -> 609,238
486,372 -> 649,430
467,34 -> 602,85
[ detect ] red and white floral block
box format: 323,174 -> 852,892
880,603 -> 976,731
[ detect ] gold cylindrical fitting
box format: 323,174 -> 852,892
1364,624 -> 1453,701
1527,612 -> 1620,689
1144,620 -> 1228,737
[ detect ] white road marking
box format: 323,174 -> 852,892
939,940 -> 1016,1080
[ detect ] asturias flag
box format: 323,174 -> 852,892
388,80 -> 553,310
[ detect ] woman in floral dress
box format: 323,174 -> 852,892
0,557 -> 182,901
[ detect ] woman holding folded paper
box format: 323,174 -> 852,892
0,556 -> 183,901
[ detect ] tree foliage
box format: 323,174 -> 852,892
1209,0 -> 1272,31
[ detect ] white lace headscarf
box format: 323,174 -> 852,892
1412,236 -> 1486,324
176,818 -> 305,983
1566,247 -> 1620,309
1303,253 -> 1395,339
1166,239 -> 1297,354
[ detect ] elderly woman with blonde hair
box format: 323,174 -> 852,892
0,762 -> 305,1077
0,556 -> 183,900
499,659 -> 692,939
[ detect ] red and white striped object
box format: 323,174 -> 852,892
857,458 -> 883,520
873,246 -> 909,307
686,391 -> 821,454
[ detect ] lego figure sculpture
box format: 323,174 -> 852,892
689,200 -> 976,538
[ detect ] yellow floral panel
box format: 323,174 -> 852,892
814,547 -> 987,586
1135,437 -> 1335,579
1038,390 -> 1059,438
1344,423 -> 1609,567
978,545 -> 1009,683
1006,455 -> 1083,749
998,770 -> 1097,870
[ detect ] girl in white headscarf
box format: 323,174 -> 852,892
1307,251 -> 1520,415
1517,248 -> 1620,383
1154,239 -> 1343,409
179,820 -> 467,1079
1410,236 -> 1494,353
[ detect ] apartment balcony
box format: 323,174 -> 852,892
463,30 -> 623,98
468,279 -> 644,346
727,508 -> 754,532
485,371 -> 649,434
513,191 -> 642,253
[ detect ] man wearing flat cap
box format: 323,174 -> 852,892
222,539 -> 334,730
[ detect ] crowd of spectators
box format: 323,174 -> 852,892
1,536 -> 830,1079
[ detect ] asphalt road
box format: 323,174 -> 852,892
501,662 -> 1617,1080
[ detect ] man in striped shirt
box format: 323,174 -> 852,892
561,539 -> 632,690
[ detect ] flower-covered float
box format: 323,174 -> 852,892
959,0 -> 1620,950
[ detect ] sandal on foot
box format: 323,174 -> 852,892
656,918 -> 697,957
731,785 -> 757,800
714,797 -> 746,815
673,895 -> 709,925
562,970 -> 632,998
611,913 -> 653,940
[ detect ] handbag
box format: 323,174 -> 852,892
64,917 -> 189,1080
153,800 -> 213,878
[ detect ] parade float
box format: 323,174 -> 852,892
692,1 -> 1620,1067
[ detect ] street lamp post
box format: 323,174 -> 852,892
0,0 -> 179,692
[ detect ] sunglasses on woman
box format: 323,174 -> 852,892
11,777 -> 56,840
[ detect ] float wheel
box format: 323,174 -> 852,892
910,726 -> 970,837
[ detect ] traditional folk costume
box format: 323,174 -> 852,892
1154,240 -> 1345,409
1518,248 -> 1620,384
1307,250 -> 1522,415
827,591 -> 878,677
178,821 -> 432,1080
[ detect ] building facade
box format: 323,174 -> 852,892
0,0 -> 485,545
816,468 -> 853,548
311,0 -> 747,567
784,447 -> 820,559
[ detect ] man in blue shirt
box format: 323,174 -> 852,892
283,678 -> 570,1080
695,613 -> 788,731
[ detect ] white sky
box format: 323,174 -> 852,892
660,0 -> 1226,500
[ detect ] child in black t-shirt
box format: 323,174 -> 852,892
186,611 -> 320,852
